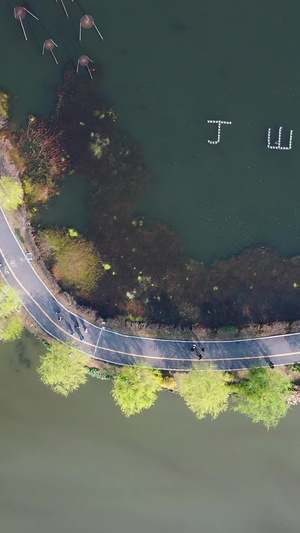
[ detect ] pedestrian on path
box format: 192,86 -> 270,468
197,353 -> 203,360
191,344 -> 196,352
269,360 -> 275,369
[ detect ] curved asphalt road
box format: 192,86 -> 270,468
1,207 -> 300,371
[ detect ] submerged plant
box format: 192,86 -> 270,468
89,133 -> 110,159
0,91 -> 9,118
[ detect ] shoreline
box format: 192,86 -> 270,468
1,73 -> 300,337
1,114 -> 300,345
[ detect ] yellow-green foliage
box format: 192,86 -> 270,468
111,363 -> 162,417
233,367 -> 292,429
160,375 -> 177,390
23,176 -> 57,207
37,342 -> 90,396
0,315 -> 24,342
0,176 -> 23,211
0,283 -> 23,342
41,229 -> 104,295
89,133 -> 110,159
0,91 -> 9,118
0,284 -> 22,318
176,364 -> 232,420
68,228 -> 78,237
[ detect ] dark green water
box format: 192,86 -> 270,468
2,2 -> 300,530
1,334 -> 300,533
35,174 -> 94,232
2,1 -> 300,262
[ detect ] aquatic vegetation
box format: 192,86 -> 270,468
124,313 -> 146,323
23,175 -> 58,211
0,91 -> 9,119
16,116 -> 69,179
68,228 -> 79,237
220,326 -> 238,335
89,133 -> 110,159
0,176 -> 23,210
28,65 -> 300,328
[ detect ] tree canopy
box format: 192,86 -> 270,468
0,176 -> 23,210
233,367 -> 292,429
0,315 -> 24,342
111,363 -> 162,417
0,284 -> 22,317
0,283 -> 23,342
176,364 -> 232,420
37,342 -> 90,396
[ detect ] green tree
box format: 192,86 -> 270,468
0,176 -> 23,210
37,342 -> 90,397
176,364 -> 232,420
0,315 -> 24,342
111,363 -> 162,417
0,284 -> 22,317
0,283 -> 23,342
233,367 -> 292,429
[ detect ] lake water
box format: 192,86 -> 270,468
2,1 -> 300,262
34,174 -> 94,233
1,1 -> 300,530
1,333 -> 300,533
